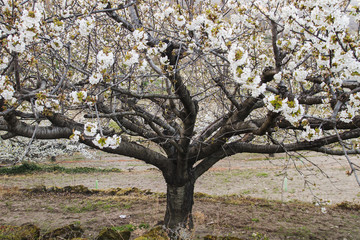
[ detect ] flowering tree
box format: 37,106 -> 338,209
1,0 -> 360,236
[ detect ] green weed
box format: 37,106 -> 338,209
112,223 -> 150,232
255,172 -> 269,178
242,190 -> 251,195
112,224 -> 137,232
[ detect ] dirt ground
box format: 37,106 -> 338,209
1,151 -> 360,239
2,151 -> 360,204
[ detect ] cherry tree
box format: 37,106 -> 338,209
1,0 -> 360,237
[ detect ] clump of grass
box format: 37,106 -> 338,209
336,201 -> 360,211
112,224 -> 137,232
0,162 -> 122,175
255,172 -> 269,178
63,200 -> 131,213
111,223 -> 149,233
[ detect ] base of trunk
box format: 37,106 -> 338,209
164,181 -> 194,237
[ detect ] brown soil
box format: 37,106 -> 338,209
1,151 -> 360,239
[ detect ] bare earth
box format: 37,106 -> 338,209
1,151 -> 360,239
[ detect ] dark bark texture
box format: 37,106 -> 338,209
164,181 -> 195,232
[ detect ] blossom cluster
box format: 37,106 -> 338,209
340,92 -> 360,123
77,16 -> 95,37
228,44 -> 266,97
70,123 -> 122,149
301,125 -> 323,142
84,122 -> 98,137
88,49 -> 115,85
70,91 -> 87,104
265,95 -> 304,127
92,134 -> 122,149
4,2 -> 43,53
0,75 -> 15,103
124,49 -> 140,66
34,98 -> 60,113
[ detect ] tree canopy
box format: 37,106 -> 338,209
1,0 -> 360,235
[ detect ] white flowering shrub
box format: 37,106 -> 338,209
0,136 -> 88,164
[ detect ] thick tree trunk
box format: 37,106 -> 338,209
164,181 -> 195,236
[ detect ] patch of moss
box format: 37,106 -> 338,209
42,223 -> 84,239
0,224 -> 40,240
336,201 -> 360,211
95,227 -> 130,240
134,226 -> 169,240
27,185 -> 95,194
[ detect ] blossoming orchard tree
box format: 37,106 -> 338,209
1,0 -> 360,235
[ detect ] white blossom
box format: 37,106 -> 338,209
0,76 -> 15,101
264,95 -> 284,113
7,35 -> 26,53
164,7 -> 174,18
250,83 -> 266,98
160,56 -> 169,65
228,44 -> 249,84
187,14 -> 206,31
1,88 -> 14,100
174,15 -> 186,27
293,69 -> 308,83
97,50 -> 114,70
92,133 -> 108,149
301,125 -> 323,142
132,29 -> 147,42
0,57 -> 9,70
89,72 -> 103,85
50,38 -> 63,50
158,42 -> 168,52
124,50 -> 140,66
321,207 -> 327,214
34,99 -> 44,112
273,72 -> 282,83
78,16 -> 95,36
70,130 -> 81,142
106,135 -> 122,149
339,110 -> 353,123
282,98 -> 304,126
20,7 -> 42,29
84,122 -> 98,137
70,91 -> 87,104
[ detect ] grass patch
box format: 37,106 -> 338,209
63,200 -> 130,213
112,223 -> 150,232
255,172 -> 269,178
0,162 -> 122,175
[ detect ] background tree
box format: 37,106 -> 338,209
1,0 -> 360,237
